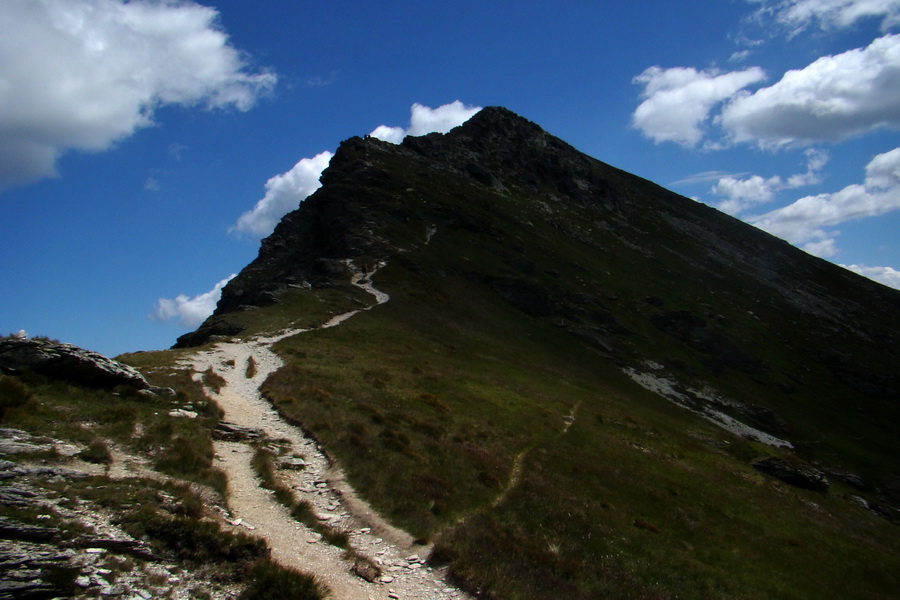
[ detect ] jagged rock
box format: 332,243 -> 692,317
0,338 -> 150,391
752,457 -> 829,494
0,517 -> 57,542
213,421 -> 263,441
0,486 -> 37,506
278,456 -> 306,470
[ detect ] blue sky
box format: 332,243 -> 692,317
2,0 -> 899,357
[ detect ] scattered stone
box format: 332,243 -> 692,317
752,457 -> 829,494
168,409 -> 198,419
278,456 -> 306,469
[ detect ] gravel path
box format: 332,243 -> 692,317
183,262 -> 472,600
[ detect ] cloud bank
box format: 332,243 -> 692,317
634,33 -> 900,149
750,147 -> 900,255
842,263 -> 900,288
152,274 -> 236,328
711,148 -> 828,213
232,102 -> 482,238
720,34 -> 900,146
632,66 -> 766,147
0,0 -> 275,190
755,0 -> 900,33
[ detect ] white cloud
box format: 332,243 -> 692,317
152,274 -> 236,328
673,170 -> 748,185
712,148 -> 828,213
0,0 -> 275,190
803,234 -> 841,257
842,263 -> 900,288
369,101 -> 482,143
369,125 -> 407,144
631,66 -> 767,147
750,147 -> 900,250
231,151 -> 334,238
714,174 -> 784,212
758,0 -> 900,33
719,34 -> 900,146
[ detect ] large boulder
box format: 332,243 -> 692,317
0,338 -> 155,392
752,457 -> 829,494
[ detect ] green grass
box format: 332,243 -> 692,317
246,251 -> 900,599
3,353 -> 227,495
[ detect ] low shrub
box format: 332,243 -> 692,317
239,558 -> 327,600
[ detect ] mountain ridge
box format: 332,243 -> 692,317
191,106 -> 900,334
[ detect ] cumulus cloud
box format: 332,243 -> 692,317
719,34 -> 900,146
842,263 -> 900,289
369,101 -> 482,143
152,274 -> 236,328
756,0 -> 900,33
631,66 -> 767,147
712,148 -> 828,213
231,151 -> 334,238
369,125 -> 407,144
750,147 -> 900,252
0,0 -> 276,190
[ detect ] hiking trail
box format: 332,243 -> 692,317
183,261 -> 471,600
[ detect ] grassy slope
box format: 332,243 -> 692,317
103,113 -> 899,597
258,255 -> 899,599
226,134 -> 900,598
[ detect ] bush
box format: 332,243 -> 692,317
78,439 -> 113,464
239,558 -> 327,600
0,375 -> 32,421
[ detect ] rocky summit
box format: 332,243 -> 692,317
4,107 -> 900,599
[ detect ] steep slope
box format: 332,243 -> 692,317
178,107 -> 900,598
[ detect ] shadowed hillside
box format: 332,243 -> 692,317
175,107 -> 900,599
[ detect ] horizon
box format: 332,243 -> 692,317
2,0 -> 899,357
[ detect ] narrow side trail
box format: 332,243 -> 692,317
184,262 -> 470,600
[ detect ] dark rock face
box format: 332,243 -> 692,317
0,338 -> 163,394
752,457 -> 830,494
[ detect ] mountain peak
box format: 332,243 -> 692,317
167,106 -> 900,597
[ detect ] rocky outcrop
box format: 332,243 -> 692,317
752,457 -> 830,494
0,338 -> 170,395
